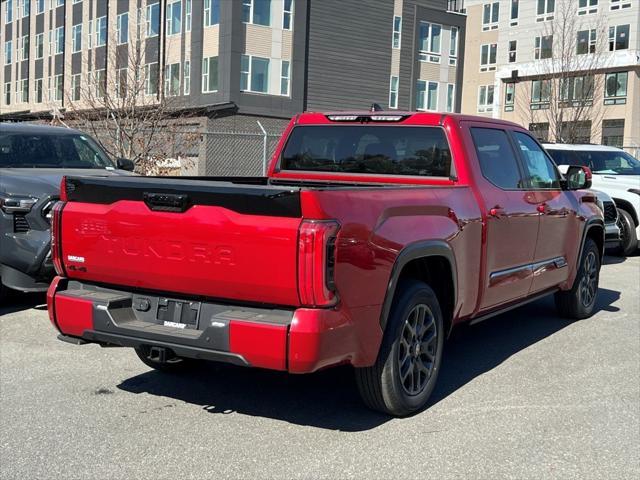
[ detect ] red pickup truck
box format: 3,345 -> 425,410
47,112 -> 603,416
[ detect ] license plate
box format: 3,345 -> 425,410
157,299 -> 200,329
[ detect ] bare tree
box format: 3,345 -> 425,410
64,18 -> 200,175
517,0 -> 610,143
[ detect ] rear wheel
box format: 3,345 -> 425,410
355,280 -> 444,416
0,280 -> 9,305
134,346 -> 194,373
614,208 -> 637,257
555,237 -> 600,320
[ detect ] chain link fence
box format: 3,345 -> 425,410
201,128 -> 282,177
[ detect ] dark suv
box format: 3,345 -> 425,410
0,123 -> 134,301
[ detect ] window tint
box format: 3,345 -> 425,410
513,132 -> 561,189
470,128 -> 522,189
545,148 -> 580,167
281,126 -> 452,177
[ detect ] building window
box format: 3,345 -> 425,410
54,74 -> 64,101
93,70 -> 105,99
202,56 -> 219,93
536,0 -> 555,21
418,22 -> 441,63
204,0 -> 220,27
54,26 -> 64,54
164,63 -> 180,97
578,0 -> 598,15
610,0 -> 632,11
56,0 -> 65,6
35,33 -> 44,59
504,83 -> 515,111
20,35 -> 29,61
531,79 -> 551,109
185,0 -> 192,32
283,0 -> 293,30
604,71 -> 628,105
560,121 -> 592,144
446,83 -> 455,113
416,80 -> 438,111
243,0 -> 271,27
71,73 -> 81,101
577,29 -> 596,54
510,0 -> 519,26
477,85 -> 494,113
534,35 -> 553,59
5,0 -> 13,24
609,25 -> 629,51
35,78 -> 43,103
96,16 -> 107,46
20,0 -> 29,17
601,119 -> 624,148
240,55 -> 269,93
117,13 -> 129,45
482,2 -> 499,31
529,123 -> 550,142
508,40 -> 517,63
559,75 -> 594,107
389,76 -> 399,109
184,60 -> 190,95
166,1 -> 182,36
480,43 -> 497,71
72,24 -> 82,53
449,27 -> 458,65
4,41 -> 12,65
145,63 -> 159,95
281,60 -> 290,96
35,0 -> 45,15
146,3 -> 160,37
392,16 -> 401,49
19,79 -> 28,103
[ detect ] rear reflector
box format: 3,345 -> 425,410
51,201 -> 66,276
298,220 -> 340,307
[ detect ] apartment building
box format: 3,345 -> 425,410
0,0 -> 467,172
461,0 -> 640,149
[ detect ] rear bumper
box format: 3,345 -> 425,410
47,278 -> 363,374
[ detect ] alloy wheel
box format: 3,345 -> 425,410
579,251 -> 598,308
397,304 -> 438,396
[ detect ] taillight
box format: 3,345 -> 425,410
51,201 -> 66,276
298,220 -> 340,307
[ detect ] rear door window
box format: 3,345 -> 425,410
470,127 -> 523,189
280,125 -> 452,177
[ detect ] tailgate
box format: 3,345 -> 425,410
59,176 -> 302,306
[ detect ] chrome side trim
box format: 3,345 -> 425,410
490,256 -> 567,286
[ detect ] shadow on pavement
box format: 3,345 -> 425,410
603,255 -> 626,265
0,291 -> 46,316
117,288 -> 621,431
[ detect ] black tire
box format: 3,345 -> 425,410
0,280 -> 9,305
134,346 -> 194,373
614,208 -> 638,257
555,238 -> 600,320
355,280 -> 444,416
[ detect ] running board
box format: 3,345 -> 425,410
469,289 -> 558,326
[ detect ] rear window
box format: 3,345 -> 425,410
280,126 -> 452,177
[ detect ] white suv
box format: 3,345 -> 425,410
543,144 -> 640,256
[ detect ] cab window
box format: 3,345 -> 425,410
513,132 -> 561,189
470,127 -> 523,189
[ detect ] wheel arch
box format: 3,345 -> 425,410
579,219 -> 605,265
379,241 -> 457,337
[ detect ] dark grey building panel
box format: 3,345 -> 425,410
96,1 -> 108,18
56,4 -> 65,26
21,17 -> 29,35
36,13 -> 44,33
34,60 -> 43,79
55,54 -> 64,75
20,60 -> 28,79
4,65 -> 11,82
305,0 -> 393,111
71,53 -> 82,74
116,45 -> 128,70
94,46 -> 107,70
117,0 -> 129,15
73,2 -> 83,24
145,39 -> 159,64
4,23 -> 12,41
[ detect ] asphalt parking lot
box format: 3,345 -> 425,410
1,256 -> 639,480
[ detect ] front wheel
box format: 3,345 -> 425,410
614,208 -> 638,257
555,238 -> 600,319
355,280 -> 444,416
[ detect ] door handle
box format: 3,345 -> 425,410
489,206 -> 506,218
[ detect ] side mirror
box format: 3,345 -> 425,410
564,165 -> 592,190
116,158 -> 135,172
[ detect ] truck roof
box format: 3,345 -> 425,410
0,123 -> 83,136
297,111 -> 524,129
542,143 -> 625,153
